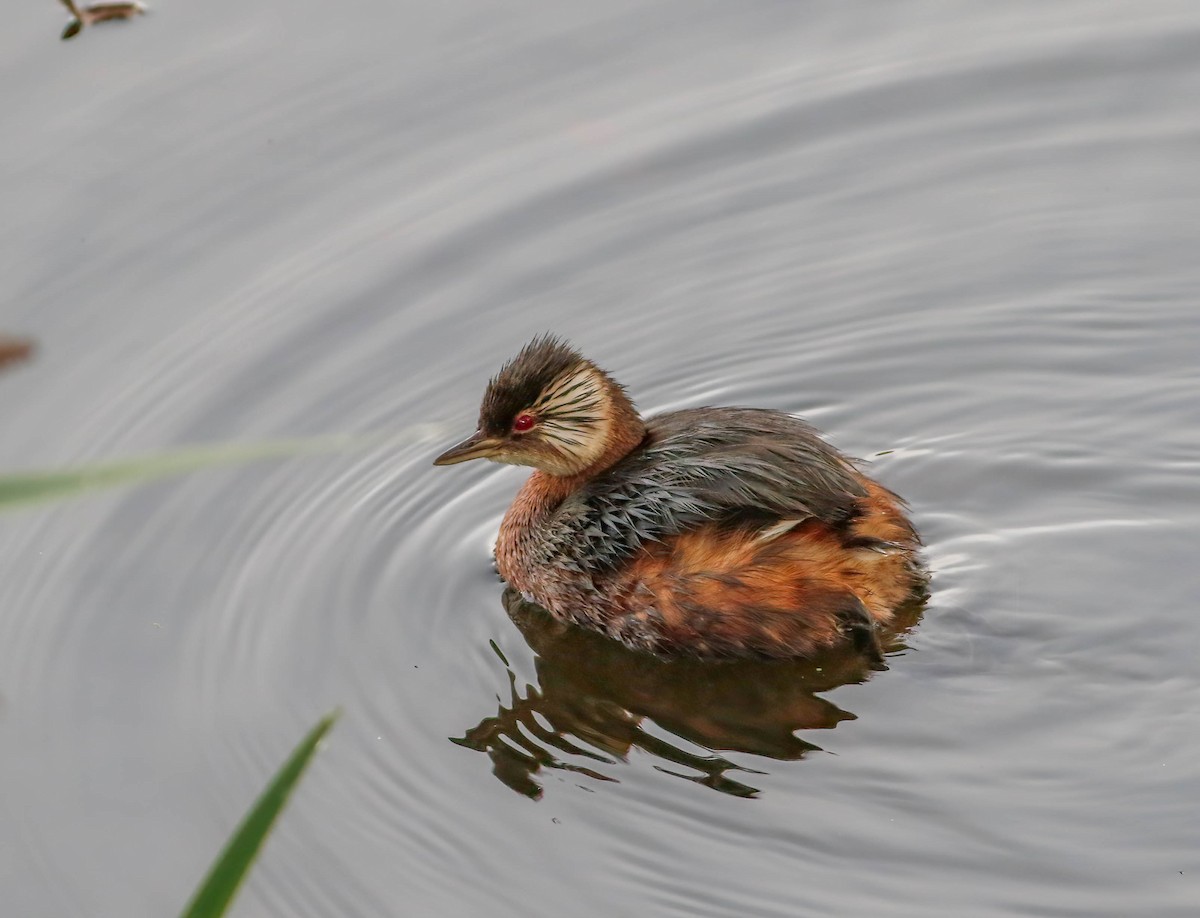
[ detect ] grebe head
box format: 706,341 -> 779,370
433,335 -> 644,477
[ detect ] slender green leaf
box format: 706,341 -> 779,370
0,434 -> 366,513
180,711 -> 339,918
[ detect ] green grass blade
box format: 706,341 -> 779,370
0,434 -> 368,513
180,711 -> 339,918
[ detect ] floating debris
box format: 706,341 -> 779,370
0,337 -> 34,373
58,0 -> 145,40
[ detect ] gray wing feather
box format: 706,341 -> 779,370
538,407 -> 866,573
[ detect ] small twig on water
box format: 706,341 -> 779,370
58,0 -> 145,40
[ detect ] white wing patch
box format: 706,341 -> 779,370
755,518 -> 807,544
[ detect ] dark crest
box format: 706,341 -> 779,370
479,335 -> 586,434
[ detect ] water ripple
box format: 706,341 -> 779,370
2,3 -> 1199,915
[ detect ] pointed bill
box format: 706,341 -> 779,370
433,431 -> 504,465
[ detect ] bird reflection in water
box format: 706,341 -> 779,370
453,587 -> 925,799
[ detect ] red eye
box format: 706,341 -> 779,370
512,413 -> 536,432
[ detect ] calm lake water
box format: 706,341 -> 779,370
2,2 -> 1198,915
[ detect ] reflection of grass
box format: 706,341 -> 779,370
0,435 -> 365,513
180,712 -> 339,918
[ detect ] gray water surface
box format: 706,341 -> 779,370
2,2 -> 1198,916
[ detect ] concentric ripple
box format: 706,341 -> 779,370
1,1 -> 1199,916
